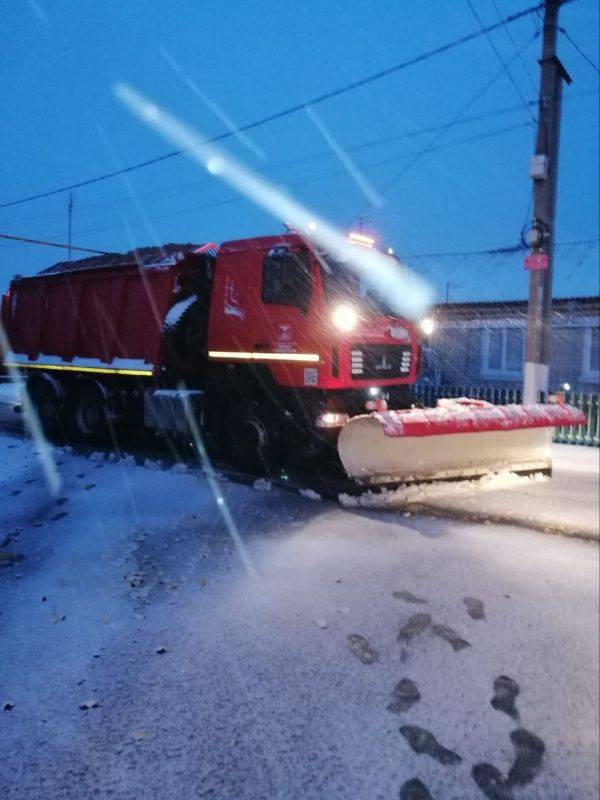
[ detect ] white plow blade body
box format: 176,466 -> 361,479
337,399 -> 586,486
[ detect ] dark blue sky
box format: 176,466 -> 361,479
2,0 -> 598,301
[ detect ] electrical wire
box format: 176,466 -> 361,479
466,0 -> 537,122
4,86 -> 596,242
519,190 -> 534,247
1,93 -> 553,237
0,120 -> 534,249
0,232 -> 109,255
353,30 -> 540,220
559,27 -> 600,74
0,1 -> 549,211
401,237 -> 599,259
490,0 -> 540,95
3,225 -> 596,267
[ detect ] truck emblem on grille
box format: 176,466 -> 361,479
375,354 -> 392,371
389,326 -> 409,341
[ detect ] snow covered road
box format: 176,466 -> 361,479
0,431 -> 598,799
344,444 -> 600,540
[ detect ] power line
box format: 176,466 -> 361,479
4,86 -> 596,242
354,30 -> 540,220
0,1 -> 549,211
403,244 -> 525,259
0,120 -> 534,250
490,0 -> 540,94
466,0 -> 537,122
559,27 -> 600,74
401,237 -> 599,259
0,94 -> 550,234
0,232 -> 109,255
3,227 -> 596,268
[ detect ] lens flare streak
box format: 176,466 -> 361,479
114,83 -> 433,320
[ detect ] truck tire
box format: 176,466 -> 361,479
27,377 -> 63,440
69,383 -> 110,444
227,401 -> 283,474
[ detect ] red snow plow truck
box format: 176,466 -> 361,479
1,232 -> 584,485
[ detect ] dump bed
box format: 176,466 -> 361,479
2,263 -> 179,375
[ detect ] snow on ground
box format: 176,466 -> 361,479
0,430 -> 598,799
343,444 -> 600,539
0,378 -> 21,414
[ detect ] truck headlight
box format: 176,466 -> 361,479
419,317 -> 435,336
316,411 -> 349,429
332,304 -> 358,332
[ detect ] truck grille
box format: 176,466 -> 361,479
350,344 -> 412,379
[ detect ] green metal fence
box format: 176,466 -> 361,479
413,385 -> 600,446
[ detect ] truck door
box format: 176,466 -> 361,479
257,245 -> 312,357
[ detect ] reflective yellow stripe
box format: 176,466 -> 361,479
4,363 -> 153,377
208,350 -> 319,363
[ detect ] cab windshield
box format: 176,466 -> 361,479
316,250 -> 397,317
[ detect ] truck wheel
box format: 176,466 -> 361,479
70,384 -> 110,444
27,378 -> 63,440
229,403 -> 282,474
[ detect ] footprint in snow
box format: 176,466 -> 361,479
393,590 -> 428,605
50,512 -> 69,522
0,552 -> 24,568
471,729 -> 545,798
491,675 -> 520,721
388,678 -> 420,714
10,490 -> 21,496
508,729 -> 545,786
463,596 -> 486,620
399,725 -> 462,765
398,613 -> 431,642
76,474 -> 85,479
399,778 -> 433,799
346,634 -> 379,664
55,497 -> 68,506
472,763 -> 513,800
25,479 -> 37,485
432,624 -> 470,651
84,484 -> 96,490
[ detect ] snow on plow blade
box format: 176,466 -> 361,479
338,398 -> 586,486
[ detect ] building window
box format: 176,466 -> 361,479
481,328 -> 524,377
582,327 -> 599,382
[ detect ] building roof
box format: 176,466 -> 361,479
433,294 -> 599,322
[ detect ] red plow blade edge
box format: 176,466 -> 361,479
337,399 -> 587,485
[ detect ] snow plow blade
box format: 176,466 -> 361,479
337,399 -> 586,486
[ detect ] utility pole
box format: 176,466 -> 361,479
523,0 -> 571,404
68,193 -> 74,261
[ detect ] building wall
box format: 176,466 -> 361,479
419,300 -> 599,392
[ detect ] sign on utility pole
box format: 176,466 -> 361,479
523,0 -> 571,404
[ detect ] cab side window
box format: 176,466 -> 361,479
262,248 -> 311,310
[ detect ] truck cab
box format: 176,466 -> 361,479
206,233 -> 421,424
